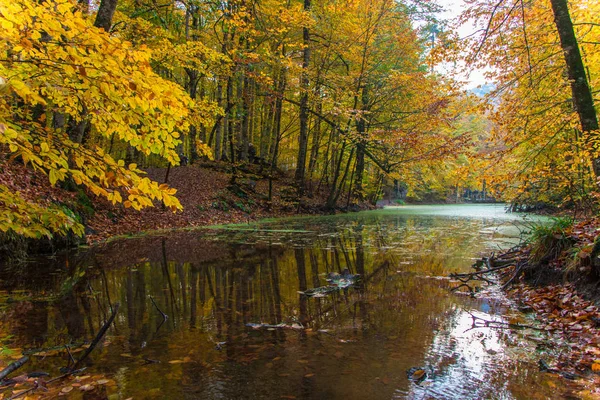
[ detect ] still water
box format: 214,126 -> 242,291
0,204 -> 574,399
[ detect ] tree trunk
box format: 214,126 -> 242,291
270,66 -> 286,169
354,86 -> 369,202
226,76 -> 235,162
295,0 -> 311,194
261,96 -> 275,160
326,140 -> 351,209
549,0 -> 600,176
331,147 -> 355,207
214,81 -> 224,160
240,74 -> 250,162
185,68 -> 199,160
94,0 -> 118,32
307,97 -> 322,194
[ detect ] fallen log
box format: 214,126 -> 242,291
466,312 -> 550,332
0,357 -> 29,381
450,264 -> 513,279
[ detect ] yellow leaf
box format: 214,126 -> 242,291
49,169 -> 58,185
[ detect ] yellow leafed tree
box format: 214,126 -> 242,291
0,0 -> 206,238
452,0 -> 600,208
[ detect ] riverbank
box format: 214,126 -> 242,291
462,217 -> 600,389
0,159 -> 375,253
86,161 -> 377,244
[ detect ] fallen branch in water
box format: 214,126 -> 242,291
501,260 -> 527,290
465,312 -> 550,332
7,368 -> 87,400
72,303 -> 120,371
149,296 -> 168,322
0,357 -> 29,381
450,245 -> 529,293
7,303 -> 120,399
450,283 -> 477,297
23,342 -> 86,357
149,296 -> 168,332
64,346 -> 76,369
450,264 -> 514,280
245,322 -> 303,330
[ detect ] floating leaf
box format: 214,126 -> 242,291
61,386 -> 73,393
79,384 -> 95,391
407,367 -> 427,382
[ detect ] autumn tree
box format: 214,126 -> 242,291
549,0 -> 599,176
0,0 -> 472,241
453,0 -> 600,207
0,0 -> 220,237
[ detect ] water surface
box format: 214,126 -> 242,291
0,204 -> 577,399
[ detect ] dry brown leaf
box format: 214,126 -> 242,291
79,384 -> 95,392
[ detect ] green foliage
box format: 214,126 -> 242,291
212,200 -> 229,212
525,217 -> 575,266
75,190 -> 95,218
234,201 -> 251,213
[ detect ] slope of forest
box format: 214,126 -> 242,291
0,157 -> 373,249
87,161 -> 377,243
0,0 -> 494,245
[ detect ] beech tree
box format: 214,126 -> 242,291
454,0 -> 600,207
0,0 -> 220,237
0,0 -> 470,238
549,0 -> 599,176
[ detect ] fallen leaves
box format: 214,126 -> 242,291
0,372 -> 118,399
85,162 -> 374,244
407,367 -> 427,383
509,282 -> 600,372
168,357 -> 192,364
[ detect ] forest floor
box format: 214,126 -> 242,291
85,161 -> 376,244
1,159 -> 374,246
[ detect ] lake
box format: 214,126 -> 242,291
0,204 -> 577,399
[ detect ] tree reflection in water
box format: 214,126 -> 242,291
0,205 -> 563,399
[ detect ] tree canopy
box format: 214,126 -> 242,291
1,0 -> 599,240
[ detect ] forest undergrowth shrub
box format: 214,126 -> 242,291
523,217 -> 575,283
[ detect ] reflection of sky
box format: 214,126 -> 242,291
208,205 -> 545,274
403,308 -> 513,399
